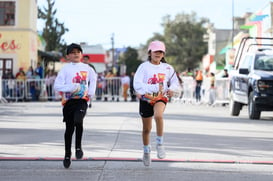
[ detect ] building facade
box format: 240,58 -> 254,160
0,0 -> 38,77
81,43 -> 106,73
204,1 -> 273,74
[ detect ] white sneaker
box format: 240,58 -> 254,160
156,144 -> 166,159
142,152 -> 151,166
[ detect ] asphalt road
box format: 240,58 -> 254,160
0,101 -> 273,181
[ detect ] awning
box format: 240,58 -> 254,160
38,50 -> 61,62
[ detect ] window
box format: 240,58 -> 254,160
0,59 -> 13,78
255,55 -> 273,71
240,55 -> 253,69
0,1 -> 15,26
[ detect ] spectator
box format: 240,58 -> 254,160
15,67 -> 25,79
103,71 -> 113,101
222,69 -> 229,78
82,55 -> 96,108
195,70 -> 203,102
15,68 -> 26,100
35,62 -> 44,78
45,70 -> 56,101
82,55 -> 96,73
121,73 -> 130,101
96,72 -> 105,101
3,70 -> 15,99
176,71 -> 183,99
129,71 -> 137,101
111,72 -> 121,102
30,71 -> 41,101
2,69 -> 14,79
209,72 -> 216,105
26,66 -> 34,79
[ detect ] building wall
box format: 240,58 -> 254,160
0,0 -> 37,77
206,27 -> 232,71
81,44 -> 106,73
17,0 -> 37,29
258,2 -> 272,38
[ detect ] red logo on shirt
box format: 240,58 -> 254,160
72,71 -> 87,84
147,73 -> 165,84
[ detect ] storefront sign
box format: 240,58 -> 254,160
0,33 -> 20,52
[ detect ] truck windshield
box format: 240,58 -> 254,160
254,55 -> 273,71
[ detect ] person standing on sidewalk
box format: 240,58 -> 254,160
133,40 -> 180,166
54,43 -> 97,168
82,55 -> 96,108
82,55 -> 96,73
129,71 -> 137,101
121,73 -> 130,101
194,70 -> 203,103
208,72 -> 216,105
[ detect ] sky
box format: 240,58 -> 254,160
37,0 -> 271,49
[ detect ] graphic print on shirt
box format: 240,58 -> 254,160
143,72 -> 168,105
147,73 -> 166,84
73,73 -> 82,83
72,71 -> 87,84
70,71 -> 88,98
61,71 -> 88,104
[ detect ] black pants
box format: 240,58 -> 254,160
62,99 -> 87,156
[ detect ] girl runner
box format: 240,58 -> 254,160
133,40 -> 180,166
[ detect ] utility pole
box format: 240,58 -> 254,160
111,33 -> 115,69
232,0 -> 234,48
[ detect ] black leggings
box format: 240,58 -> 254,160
63,99 -> 87,156
64,120 -> 83,155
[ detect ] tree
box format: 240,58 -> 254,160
38,0 -> 68,54
148,12 -> 208,72
119,47 -> 142,74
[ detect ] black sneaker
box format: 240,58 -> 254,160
63,156 -> 71,168
75,148 -> 83,159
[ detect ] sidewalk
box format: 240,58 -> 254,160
1,101 -> 273,181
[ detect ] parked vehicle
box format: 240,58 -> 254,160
229,37 -> 273,119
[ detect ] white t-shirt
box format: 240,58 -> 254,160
121,75 -> 130,85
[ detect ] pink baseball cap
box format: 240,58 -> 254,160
148,41 -> 166,53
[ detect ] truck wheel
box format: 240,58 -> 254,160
248,92 -> 261,120
229,91 -> 241,116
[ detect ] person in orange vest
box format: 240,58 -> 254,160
195,70 -> 203,102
